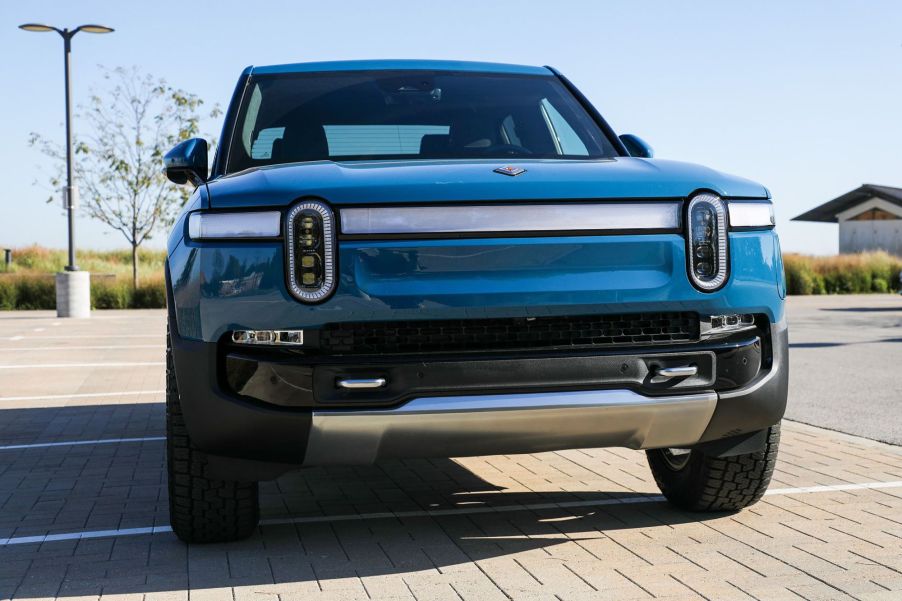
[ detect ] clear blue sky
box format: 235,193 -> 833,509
2,1 -> 901,254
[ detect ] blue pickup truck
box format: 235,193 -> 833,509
163,60 -> 787,543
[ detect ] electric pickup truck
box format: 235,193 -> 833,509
163,60 -> 787,543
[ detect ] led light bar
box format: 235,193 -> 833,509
231,330 -> 304,346
188,211 -> 281,240
728,202 -> 775,229
340,202 -> 682,236
700,314 -> 756,339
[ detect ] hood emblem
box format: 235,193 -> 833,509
493,165 -> 526,177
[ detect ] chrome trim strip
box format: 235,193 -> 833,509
303,388 -> 717,466
285,200 -> 336,303
728,201 -> 775,228
337,378 -> 387,389
655,365 -> 698,378
340,202 -> 681,236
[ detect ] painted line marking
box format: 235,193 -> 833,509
1,479 -> 900,546
0,390 -> 164,402
0,345 -> 164,351
0,436 -> 164,451
7,334 -> 160,340
0,362 -> 164,370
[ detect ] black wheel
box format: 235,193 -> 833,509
646,423 -> 781,511
166,322 -> 259,543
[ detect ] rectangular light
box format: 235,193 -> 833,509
188,211 -> 281,240
232,330 -> 304,346
340,202 -> 681,236
728,202 -> 775,229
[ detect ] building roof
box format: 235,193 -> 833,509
250,59 -> 552,77
792,184 -> 902,223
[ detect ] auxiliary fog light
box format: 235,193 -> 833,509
701,314 -> 756,339
231,330 -> 304,346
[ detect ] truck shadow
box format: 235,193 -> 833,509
0,402 -> 723,598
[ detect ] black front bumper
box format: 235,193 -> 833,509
168,313 -> 788,477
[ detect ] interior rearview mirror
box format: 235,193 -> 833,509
619,134 -> 654,159
164,138 -> 209,186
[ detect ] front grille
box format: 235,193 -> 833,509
317,311 -> 699,355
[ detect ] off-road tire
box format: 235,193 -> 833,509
646,423 -> 780,511
166,323 -> 259,543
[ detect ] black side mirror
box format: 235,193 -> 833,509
619,134 -> 654,159
164,138 -> 208,186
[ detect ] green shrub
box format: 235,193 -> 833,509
13,276 -> 56,309
91,280 -> 132,309
783,255 -> 822,295
783,251 -> 902,295
0,279 -> 17,309
872,277 -> 889,293
0,273 -> 167,310
133,278 -> 167,308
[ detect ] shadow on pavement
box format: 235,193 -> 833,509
0,403 -> 715,598
819,306 -> 902,313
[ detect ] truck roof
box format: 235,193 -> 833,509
248,59 -> 552,76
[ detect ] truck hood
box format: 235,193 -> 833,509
205,157 -> 768,208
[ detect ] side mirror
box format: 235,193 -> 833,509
164,138 -> 208,186
619,134 -> 654,159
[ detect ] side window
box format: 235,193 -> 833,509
251,127 -> 285,159
500,115 -> 522,146
540,98 -> 589,156
241,85 -> 263,156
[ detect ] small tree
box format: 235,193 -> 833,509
31,66 -> 220,287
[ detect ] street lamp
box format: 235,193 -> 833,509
19,22 -> 113,318
19,23 -> 114,271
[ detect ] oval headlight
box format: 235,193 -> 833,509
286,200 -> 336,303
687,193 -> 728,291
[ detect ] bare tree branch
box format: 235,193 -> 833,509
30,66 -> 218,288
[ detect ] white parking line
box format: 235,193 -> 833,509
1,479 -> 900,546
0,362 -> 164,370
0,436 -> 165,451
6,334 -> 160,340
0,345 -> 164,351
0,390 -> 165,402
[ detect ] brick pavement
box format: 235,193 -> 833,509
0,310 -> 900,600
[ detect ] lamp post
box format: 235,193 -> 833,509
19,23 -> 113,318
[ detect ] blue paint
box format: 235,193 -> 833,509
249,59 -> 552,76
169,231 -> 783,342
167,62 -> 782,343
206,158 -> 767,210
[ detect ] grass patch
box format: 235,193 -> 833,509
0,244 -> 166,279
0,245 -> 166,309
784,251 -> 902,295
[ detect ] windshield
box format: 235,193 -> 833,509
225,70 -> 617,173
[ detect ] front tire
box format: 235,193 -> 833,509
166,323 -> 260,543
646,423 -> 780,511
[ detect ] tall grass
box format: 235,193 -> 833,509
0,245 -> 166,309
1,246 -> 900,309
783,251 -> 902,295
0,244 -> 166,278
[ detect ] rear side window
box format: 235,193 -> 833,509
225,70 -> 616,172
